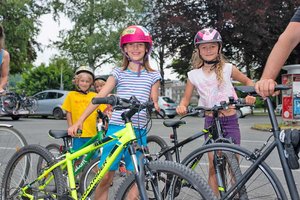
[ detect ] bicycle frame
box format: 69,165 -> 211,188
221,97 -> 299,200
22,122 -> 146,200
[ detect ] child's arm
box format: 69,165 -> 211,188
66,111 -> 72,127
150,81 -> 160,111
176,79 -> 194,115
68,76 -> 116,136
231,66 -> 256,105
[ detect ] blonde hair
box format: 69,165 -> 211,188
94,79 -> 106,87
0,24 -> 5,49
73,72 -> 93,86
191,48 -> 227,84
121,43 -> 155,72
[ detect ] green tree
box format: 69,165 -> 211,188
51,0 -> 145,71
149,0 -> 300,82
0,0 -> 51,74
16,57 -> 74,95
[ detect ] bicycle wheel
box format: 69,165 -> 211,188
24,96 -> 38,113
1,144 -> 65,199
147,135 -> 173,161
181,143 -> 287,199
116,160 -> 217,199
0,125 -> 28,181
79,158 -> 127,199
45,143 -> 61,158
37,143 -> 62,175
1,95 -> 18,114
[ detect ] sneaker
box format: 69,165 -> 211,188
119,163 -> 127,177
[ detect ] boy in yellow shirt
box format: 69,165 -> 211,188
62,66 -> 106,151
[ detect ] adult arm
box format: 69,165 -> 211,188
256,21 -> 300,97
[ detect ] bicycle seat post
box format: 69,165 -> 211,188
171,126 -> 181,163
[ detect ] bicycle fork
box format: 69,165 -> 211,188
213,151 -> 227,197
129,144 -> 149,200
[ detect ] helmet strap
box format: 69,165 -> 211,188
75,88 -> 89,95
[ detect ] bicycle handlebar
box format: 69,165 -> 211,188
92,95 -> 154,120
181,97 -> 250,119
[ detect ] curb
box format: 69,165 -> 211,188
252,124 -> 300,132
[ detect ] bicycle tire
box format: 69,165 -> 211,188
115,160 -> 218,200
0,125 -> 28,182
181,143 -> 287,199
45,143 -> 61,158
1,144 -> 65,199
147,135 -> 173,161
1,95 -> 18,114
24,96 -> 38,113
79,158 -> 127,199
37,143 -> 62,176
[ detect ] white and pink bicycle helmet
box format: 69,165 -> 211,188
194,28 -> 222,46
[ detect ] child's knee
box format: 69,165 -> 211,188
100,172 -> 114,187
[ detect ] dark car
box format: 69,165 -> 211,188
31,90 -> 69,119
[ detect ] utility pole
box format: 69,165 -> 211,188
60,66 -> 64,90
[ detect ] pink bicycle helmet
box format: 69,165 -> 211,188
194,28 -> 222,46
119,25 -> 153,49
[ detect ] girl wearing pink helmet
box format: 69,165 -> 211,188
176,28 -> 256,195
68,25 -> 161,199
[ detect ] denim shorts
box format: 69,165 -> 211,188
204,114 -> 241,145
98,124 -> 147,171
72,137 -> 99,159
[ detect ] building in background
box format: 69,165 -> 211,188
164,80 -> 198,106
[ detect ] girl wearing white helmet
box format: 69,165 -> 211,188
68,25 -> 161,199
62,66 -> 106,154
176,28 -> 256,195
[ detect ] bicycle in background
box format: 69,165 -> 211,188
1,91 -> 38,115
0,125 -> 28,182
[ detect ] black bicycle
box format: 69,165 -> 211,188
179,85 -> 300,199
128,97 -> 250,199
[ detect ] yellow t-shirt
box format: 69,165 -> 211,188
61,91 -> 106,137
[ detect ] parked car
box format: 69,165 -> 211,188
31,90 -> 69,119
158,96 -> 178,119
275,104 -> 282,115
236,106 -> 252,118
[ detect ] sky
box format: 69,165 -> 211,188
35,14 -> 178,80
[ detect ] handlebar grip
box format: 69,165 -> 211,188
92,95 -> 119,106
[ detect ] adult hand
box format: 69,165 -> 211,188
255,79 -> 279,98
176,105 -> 187,116
68,121 -> 83,137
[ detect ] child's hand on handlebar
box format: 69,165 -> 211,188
245,95 -> 256,105
68,122 -> 83,137
176,105 -> 187,116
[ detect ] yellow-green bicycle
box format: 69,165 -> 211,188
1,95 -> 217,200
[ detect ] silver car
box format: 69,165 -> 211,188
158,96 -> 178,119
31,90 -> 69,119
